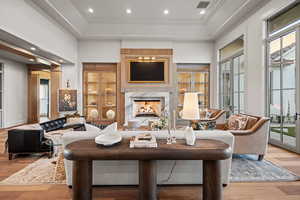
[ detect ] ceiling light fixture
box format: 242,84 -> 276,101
126,8 -> 132,14
199,9 -> 206,15
29,58 -> 35,62
88,8 -> 94,13
30,47 -> 36,51
164,9 -> 169,15
59,59 -> 64,63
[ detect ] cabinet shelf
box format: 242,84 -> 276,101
86,105 -> 98,107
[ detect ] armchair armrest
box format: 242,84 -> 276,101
211,110 -> 226,120
229,117 -> 270,136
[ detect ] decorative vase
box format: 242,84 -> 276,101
185,127 -> 196,146
106,109 -> 115,120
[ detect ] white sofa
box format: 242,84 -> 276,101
62,129 -> 234,186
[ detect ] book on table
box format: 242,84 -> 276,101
129,133 -> 158,148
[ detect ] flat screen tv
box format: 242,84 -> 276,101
129,62 -> 164,82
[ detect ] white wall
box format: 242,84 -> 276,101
213,0 -> 295,115
0,0 -> 78,63
0,58 -> 28,127
0,0 -> 80,119
79,39 -> 213,63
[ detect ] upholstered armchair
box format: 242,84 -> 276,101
217,114 -> 270,161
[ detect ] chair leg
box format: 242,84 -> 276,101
258,154 -> 264,161
8,153 -> 13,160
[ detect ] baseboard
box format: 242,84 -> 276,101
0,121 -> 27,131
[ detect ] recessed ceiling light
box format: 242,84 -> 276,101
199,9 -> 206,15
29,58 -> 35,62
164,9 -> 169,15
126,8 -> 132,14
59,59 -> 64,63
88,8 -> 94,13
30,47 -> 36,51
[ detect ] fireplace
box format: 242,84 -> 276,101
125,92 -> 170,126
133,99 -> 162,118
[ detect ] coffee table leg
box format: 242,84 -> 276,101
203,160 -> 222,200
139,160 -> 157,200
72,160 -> 93,200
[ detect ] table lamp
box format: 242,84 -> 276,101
182,93 -> 199,145
182,92 -> 200,123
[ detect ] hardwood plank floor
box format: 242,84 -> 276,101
1,131 -> 300,200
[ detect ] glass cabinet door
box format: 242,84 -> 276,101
100,71 -> 117,120
178,72 -> 192,107
85,72 -> 100,120
194,72 -> 209,109
176,64 -> 210,120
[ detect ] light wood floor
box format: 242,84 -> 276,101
1,131 -> 300,200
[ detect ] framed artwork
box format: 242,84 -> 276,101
58,89 -> 77,112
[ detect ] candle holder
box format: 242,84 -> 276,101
171,128 -> 177,144
167,128 -> 172,144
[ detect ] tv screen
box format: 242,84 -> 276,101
130,62 -> 164,82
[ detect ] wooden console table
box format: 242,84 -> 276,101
64,139 -> 232,200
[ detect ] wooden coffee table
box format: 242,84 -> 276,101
64,139 -> 232,200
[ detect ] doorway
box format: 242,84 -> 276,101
267,30 -> 299,152
40,79 -> 50,122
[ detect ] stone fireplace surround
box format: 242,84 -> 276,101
125,92 -> 170,126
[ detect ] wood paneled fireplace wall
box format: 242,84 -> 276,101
82,48 -> 210,127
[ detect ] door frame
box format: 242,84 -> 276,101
266,25 -> 300,153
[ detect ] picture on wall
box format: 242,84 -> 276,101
58,89 -> 77,112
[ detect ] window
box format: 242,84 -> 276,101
219,37 -> 244,115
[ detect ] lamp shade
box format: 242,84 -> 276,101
181,92 -> 200,120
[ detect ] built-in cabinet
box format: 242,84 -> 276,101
83,64 -> 117,123
177,64 -> 210,119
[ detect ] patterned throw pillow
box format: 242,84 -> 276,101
228,115 -> 249,130
228,115 -> 239,130
236,116 -> 248,130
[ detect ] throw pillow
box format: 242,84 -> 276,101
227,115 -> 239,130
236,116 -> 248,130
245,116 -> 259,129
205,111 -> 213,119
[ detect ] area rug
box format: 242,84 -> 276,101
1,154 -> 299,185
230,155 -> 300,182
0,156 -> 66,185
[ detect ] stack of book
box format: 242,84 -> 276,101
129,134 -> 158,148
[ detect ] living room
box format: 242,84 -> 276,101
1,0 -> 300,199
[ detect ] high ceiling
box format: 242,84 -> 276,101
30,0 -> 270,41
71,0 -> 221,24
